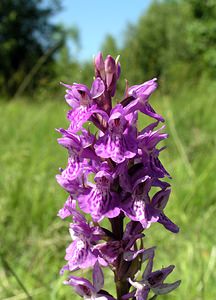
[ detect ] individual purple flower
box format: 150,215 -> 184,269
57,128 -> 97,182
64,262 -> 115,300
123,79 -> 164,122
78,163 -> 120,222
123,248 -> 181,300
136,123 -> 171,178
61,208 -> 106,274
63,78 -> 104,108
151,189 -> 179,233
94,104 -> 137,163
122,176 -> 159,229
62,78 -> 108,132
137,122 -> 168,152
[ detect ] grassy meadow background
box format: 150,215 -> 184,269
1,1 -> 216,299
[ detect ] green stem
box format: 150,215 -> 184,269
109,214 -> 131,299
115,273 -> 130,300
109,214 -> 124,240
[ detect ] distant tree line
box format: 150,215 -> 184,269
102,0 -> 216,91
0,0 -> 215,99
0,0 -> 70,97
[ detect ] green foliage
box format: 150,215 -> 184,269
118,0 -> 216,89
121,1 -> 191,84
101,34 -> 119,58
186,0 -> 216,73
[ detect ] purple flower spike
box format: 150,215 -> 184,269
56,52 -> 180,299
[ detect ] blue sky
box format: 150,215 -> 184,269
53,0 -> 151,61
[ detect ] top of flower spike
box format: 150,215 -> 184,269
94,52 -> 121,96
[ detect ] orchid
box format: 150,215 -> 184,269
56,52 -> 180,299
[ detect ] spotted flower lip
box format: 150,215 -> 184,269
61,209 -> 107,273
122,176 -> 159,229
78,168 -> 121,222
56,53 -> 180,299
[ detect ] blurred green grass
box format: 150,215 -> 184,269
0,79 -> 216,299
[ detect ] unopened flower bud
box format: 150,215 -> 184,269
94,52 -> 105,80
105,55 -> 116,88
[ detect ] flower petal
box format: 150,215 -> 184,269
93,262 -> 104,292
152,280 -> 181,295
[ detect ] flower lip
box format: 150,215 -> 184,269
94,170 -> 113,189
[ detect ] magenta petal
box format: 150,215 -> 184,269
79,187 -> 120,222
128,78 -> 157,98
57,197 -> 76,219
65,276 -> 95,296
61,158 -> 82,181
158,212 -> 179,233
91,77 -> 105,98
95,134 -> 136,163
56,174 -> 80,194
123,249 -> 145,261
140,102 -> 164,122
66,275 -> 94,289
96,241 -> 122,264
122,291 -> 136,300
151,189 -> 171,210
93,262 -> 104,292
79,250 -> 98,269
67,106 -> 92,132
